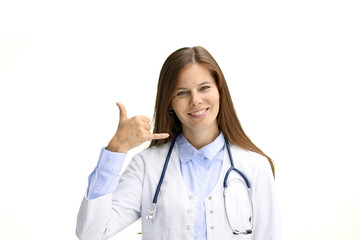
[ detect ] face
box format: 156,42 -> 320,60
171,63 -> 220,137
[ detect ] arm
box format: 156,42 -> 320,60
87,147 -> 126,200
76,102 -> 169,240
76,154 -> 145,240
252,157 -> 283,240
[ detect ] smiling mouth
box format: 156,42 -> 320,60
188,108 -> 209,116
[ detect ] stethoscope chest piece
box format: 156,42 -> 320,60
146,203 -> 157,223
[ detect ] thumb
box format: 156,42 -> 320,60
116,102 -> 127,120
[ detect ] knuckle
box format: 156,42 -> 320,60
134,116 -> 143,121
139,133 -> 147,140
136,130 -> 145,138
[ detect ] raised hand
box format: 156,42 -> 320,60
106,102 -> 169,153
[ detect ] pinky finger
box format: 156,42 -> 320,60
151,133 -> 170,140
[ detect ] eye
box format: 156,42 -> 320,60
200,86 -> 210,91
176,91 -> 188,96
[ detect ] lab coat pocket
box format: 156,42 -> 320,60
224,177 -> 253,235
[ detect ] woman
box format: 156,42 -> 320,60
76,46 -> 282,240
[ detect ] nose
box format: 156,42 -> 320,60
190,91 -> 202,107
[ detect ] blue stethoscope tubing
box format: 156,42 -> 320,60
146,133 -> 253,235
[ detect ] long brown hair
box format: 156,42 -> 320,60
149,46 -> 275,178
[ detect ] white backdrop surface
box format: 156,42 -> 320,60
1,0 -> 359,239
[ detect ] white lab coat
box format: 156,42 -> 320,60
76,143 -> 282,240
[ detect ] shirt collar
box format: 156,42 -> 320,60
176,132 -> 225,164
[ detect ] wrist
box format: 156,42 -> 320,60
106,145 -> 129,153
107,139 -> 130,153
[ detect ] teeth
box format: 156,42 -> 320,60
190,109 -> 206,116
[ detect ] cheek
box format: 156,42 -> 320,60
171,100 -> 185,115
211,92 -> 220,106
212,94 -> 220,114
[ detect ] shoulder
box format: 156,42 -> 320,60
135,143 -> 171,160
230,145 -> 273,182
231,145 -> 269,167
128,143 -> 171,177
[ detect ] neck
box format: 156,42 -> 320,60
182,127 -> 220,150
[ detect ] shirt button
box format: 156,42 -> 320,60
210,210 -> 214,214
186,225 -> 191,230
208,196 -> 212,200
187,209 -> 191,213
189,195 -> 193,200
211,226 -> 215,230
107,159 -> 112,164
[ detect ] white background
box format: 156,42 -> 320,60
1,0 -> 359,239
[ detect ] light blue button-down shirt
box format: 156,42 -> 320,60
87,133 -> 225,240
176,133 -> 225,240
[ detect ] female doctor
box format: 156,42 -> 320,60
76,46 -> 282,240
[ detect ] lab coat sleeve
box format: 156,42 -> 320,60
76,154 -> 144,240
87,147 -> 127,200
252,156 -> 283,240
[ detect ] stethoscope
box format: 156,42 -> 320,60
146,133 -> 253,235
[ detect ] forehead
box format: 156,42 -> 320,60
176,63 -> 215,87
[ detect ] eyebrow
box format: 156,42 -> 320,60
175,81 -> 212,90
